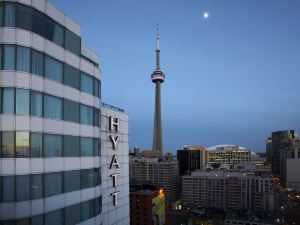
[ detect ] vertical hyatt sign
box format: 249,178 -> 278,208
109,116 -> 121,206
101,107 -> 130,225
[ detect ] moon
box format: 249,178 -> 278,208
203,11 -> 209,19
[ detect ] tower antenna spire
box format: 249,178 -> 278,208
156,23 -> 160,51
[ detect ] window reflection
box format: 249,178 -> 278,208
16,132 -> 29,157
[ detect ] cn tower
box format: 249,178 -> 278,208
151,24 -> 165,155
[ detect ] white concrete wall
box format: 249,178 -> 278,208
101,107 -> 130,225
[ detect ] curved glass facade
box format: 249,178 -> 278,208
0,1 -> 103,223
1,196 -> 102,225
0,44 -> 101,98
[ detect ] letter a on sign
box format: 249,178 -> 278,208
110,155 -> 120,169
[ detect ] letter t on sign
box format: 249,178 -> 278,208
111,191 -> 120,206
109,117 -> 120,132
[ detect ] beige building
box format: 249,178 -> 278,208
129,157 -> 179,204
181,171 -> 274,212
207,145 -> 251,167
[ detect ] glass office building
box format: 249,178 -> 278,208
0,1 -> 129,224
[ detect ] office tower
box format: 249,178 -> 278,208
101,106 -> 130,225
130,184 -> 166,225
207,145 -> 251,167
129,157 -> 179,204
151,25 -> 165,155
268,130 -> 299,175
0,1 -> 129,224
181,171 -> 274,212
268,130 -> 300,192
177,145 -> 207,175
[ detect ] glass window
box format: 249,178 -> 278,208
30,91 -> 43,117
44,95 -> 62,120
93,108 -> 99,127
16,89 -> 29,115
93,79 -> 99,97
2,88 -> 14,114
45,17 -> 64,47
81,137 -> 93,156
30,215 -> 43,225
65,29 -> 81,55
63,99 -> 79,123
0,45 -> 2,69
81,199 -> 95,221
44,134 -> 62,157
0,4 -> 3,26
64,135 -> 80,157
95,196 -> 102,215
16,175 -> 30,201
4,3 -> 16,27
31,50 -> 43,76
94,168 -> 101,186
31,174 -> 43,199
32,10 -> 44,37
80,104 -> 93,125
64,170 -> 80,192
65,204 -> 81,225
30,133 -> 43,157
16,132 -> 29,157
81,169 -> 94,189
16,46 -> 30,72
2,176 -> 15,202
81,73 -> 93,95
15,218 -> 29,225
44,173 -> 62,197
64,64 -> 80,89
17,4 -> 31,31
3,45 -> 15,70
1,131 -> 15,158
45,209 -> 63,225
44,56 -> 63,83
94,138 -> 100,156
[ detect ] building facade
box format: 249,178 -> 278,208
207,145 -> 251,167
0,0 -> 129,224
130,184 -> 166,225
181,171 -> 274,212
101,106 -> 130,225
129,157 -> 179,204
177,145 -> 207,175
268,130 -> 298,175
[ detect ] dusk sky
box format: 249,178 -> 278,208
52,0 -> 300,153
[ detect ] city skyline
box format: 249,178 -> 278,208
52,0 -> 300,153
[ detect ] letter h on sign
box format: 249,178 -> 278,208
109,117 -> 120,132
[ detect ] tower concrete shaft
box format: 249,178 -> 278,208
151,24 -> 165,155
153,81 -> 163,153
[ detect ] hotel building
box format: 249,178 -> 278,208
0,0 -> 129,224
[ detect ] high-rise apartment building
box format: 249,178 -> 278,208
268,130 -> 300,192
268,130 -> 298,175
129,157 -> 179,204
0,1 -> 129,224
182,171 -> 274,212
177,145 -> 207,175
